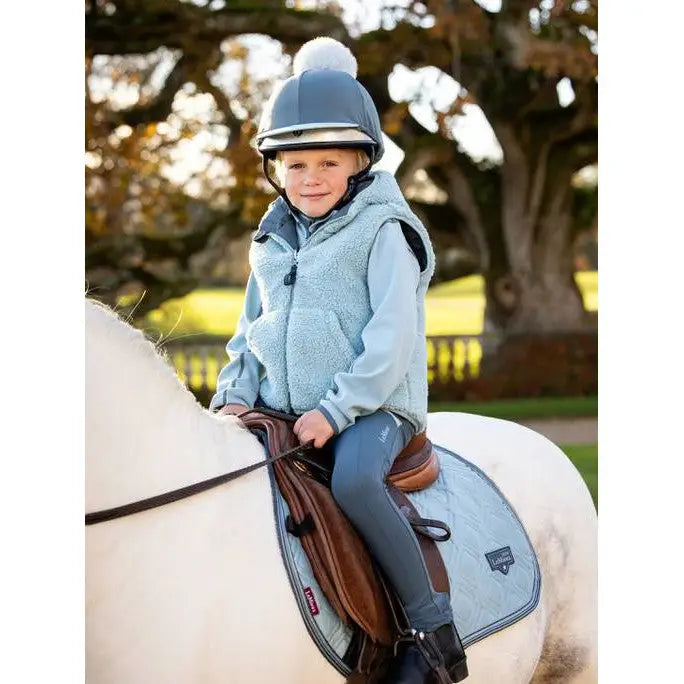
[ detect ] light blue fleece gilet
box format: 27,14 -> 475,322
245,171 -> 435,432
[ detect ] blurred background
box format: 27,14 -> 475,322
85,0 -> 598,504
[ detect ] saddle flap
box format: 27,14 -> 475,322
275,459 -> 349,622
275,458 -> 395,646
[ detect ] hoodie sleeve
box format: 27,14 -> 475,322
317,220 -> 421,433
209,272 -> 264,411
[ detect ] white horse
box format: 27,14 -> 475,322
85,299 -> 597,683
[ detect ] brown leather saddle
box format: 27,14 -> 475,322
227,408 -> 450,682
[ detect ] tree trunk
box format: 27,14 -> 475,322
484,194 -> 590,334
482,123 -> 593,335
485,266 -> 588,334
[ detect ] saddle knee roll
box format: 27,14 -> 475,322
387,434 -> 440,492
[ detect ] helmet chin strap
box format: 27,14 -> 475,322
261,156 -> 372,221
262,156 -> 295,210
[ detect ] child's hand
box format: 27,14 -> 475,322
293,409 -> 335,448
217,404 -> 249,424
220,404 -> 248,416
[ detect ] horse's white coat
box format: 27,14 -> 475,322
85,300 -> 597,683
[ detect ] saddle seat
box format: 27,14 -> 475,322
223,408 -> 449,682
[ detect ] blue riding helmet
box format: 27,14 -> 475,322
256,68 -> 385,164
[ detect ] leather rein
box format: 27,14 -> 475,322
85,408 -> 312,526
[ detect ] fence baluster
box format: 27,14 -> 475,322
184,352 -> 193,390
444,337 -> 454,383
199,347 -> 209,390
463,338 -> 472,379
426,338 -> 435,385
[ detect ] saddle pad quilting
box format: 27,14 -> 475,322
271,444 -> 541,675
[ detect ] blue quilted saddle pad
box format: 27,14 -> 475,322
269,443 -> 541,676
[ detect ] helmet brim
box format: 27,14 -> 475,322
257,126 -> 376,158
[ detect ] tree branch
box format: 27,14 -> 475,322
86,4 -> 347,56
393,126 -> 497,270
427,161 -> 491,269
194,73 -> 243,143
408,199 -> 468,243
498,1 -> 540,22
109,53 -> 193,129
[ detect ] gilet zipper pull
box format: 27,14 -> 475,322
284,262 -> 297,286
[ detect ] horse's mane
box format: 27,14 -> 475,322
86,297 -> 257,509
85,298 -> 198,406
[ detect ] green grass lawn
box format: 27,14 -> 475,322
143,271 -> 598,337
429,396 -> 597,419
560,443 -> 598,510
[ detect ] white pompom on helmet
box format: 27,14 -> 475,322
256,37 -> 384,164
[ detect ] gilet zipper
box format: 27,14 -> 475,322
268,234 -> 299,413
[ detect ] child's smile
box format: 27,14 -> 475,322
278,148 -> 362,218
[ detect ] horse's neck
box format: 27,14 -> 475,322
85,306 -> 261,513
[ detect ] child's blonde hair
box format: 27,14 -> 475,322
274,148 -> 370,184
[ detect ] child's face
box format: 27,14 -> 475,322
278,148 -> 361,218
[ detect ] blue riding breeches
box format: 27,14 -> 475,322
329,410 -> 453,632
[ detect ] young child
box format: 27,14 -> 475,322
210,37 -> 467,683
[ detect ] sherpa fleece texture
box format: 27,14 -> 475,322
246,170 -> 436,432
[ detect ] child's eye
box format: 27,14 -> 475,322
288,163 -> 304,170
323,160 -> 339,168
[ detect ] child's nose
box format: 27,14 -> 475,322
303,170 -> 322,184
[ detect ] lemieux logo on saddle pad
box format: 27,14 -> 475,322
485,546 -> 515,575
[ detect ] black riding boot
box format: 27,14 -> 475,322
383,623 -> 468,684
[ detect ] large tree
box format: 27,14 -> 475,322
86,0 -> 597,333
